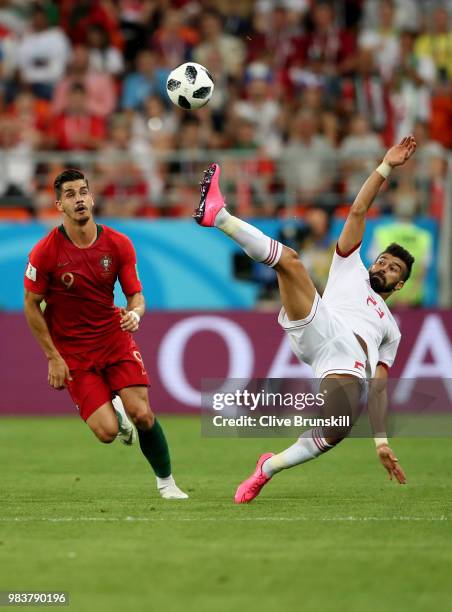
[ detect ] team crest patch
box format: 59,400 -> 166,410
25,261 -> 37,281
99,254 -> 113,272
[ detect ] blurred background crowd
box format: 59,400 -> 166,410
0,0 -> 450,306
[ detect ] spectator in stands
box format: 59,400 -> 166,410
118,0 -> 156,63
296,206 -> 336,294
299,84 -> 339,146
0,114 -> 35,203
389,30 -> 435,141
60,0 -> 123,49
49,82 -> 106,151
0,0 -> 25,100
0,0 -> 447,230
52,44 -> 117,117
246,3 -> 304,73
229,117 -> 259,152
358,0 -> 400,81
227,118 -> 275,215
412,120 -> 447,217
121,49 -> 169,111
131,94 -> 178,146
193,9 -> 245,79
97,113 -> 152,217
369,211 -> 434,307
303,0 -> 357,100
152,8 -> 198,68
300,83 -> 325,114
340,47 -> 390,140
16,4 -> 71,100
280,109 -> 336,208
220,0 -> 254,38
7,87 -> 50,149
86,23 -> 124,76
413,121 -> 446,177
320,110 -> 340,147
415,7 -> 452,81
340,115 -> 384,197
0,0 -> 27,37
361,0 -> 420,33
233,65 -> 282,155
430,77 -> 452,149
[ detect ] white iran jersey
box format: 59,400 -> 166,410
322,244 -> 401,376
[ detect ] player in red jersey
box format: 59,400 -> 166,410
24,169 -> 187,500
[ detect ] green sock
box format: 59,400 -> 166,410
137,419 -> 172,478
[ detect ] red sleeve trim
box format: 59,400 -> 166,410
23,285 -> 46,296
377,361 -> 389,372
335,241 -> 362,258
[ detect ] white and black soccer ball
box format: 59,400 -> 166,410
166,62 -> 214,110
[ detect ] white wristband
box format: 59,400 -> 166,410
129,310 -> 141,324
374,436 -> 389,448
376,161 -> 392,180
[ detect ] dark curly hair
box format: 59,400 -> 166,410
379,243 -> 415,281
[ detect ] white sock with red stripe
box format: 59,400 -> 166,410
262,428 -> 333,477
214,209 -> 282,267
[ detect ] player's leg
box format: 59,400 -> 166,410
117,385 -> 188,500
261,375 -> 361,476
235,375 -> 363,504
86,402 -> 119,443
273,247 -> 317,321
195,163 -> 317,320
66,369 -> 120,443
104,346 -> 187,498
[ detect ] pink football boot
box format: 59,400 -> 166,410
194,163 -> 225,226
234,453 -> 274,504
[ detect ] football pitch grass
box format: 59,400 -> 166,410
1,416 -> 451,612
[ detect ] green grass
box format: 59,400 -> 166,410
0,416 -> 451,612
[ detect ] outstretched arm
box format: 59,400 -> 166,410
368,364 -> 406,484
337,135 -> 417,254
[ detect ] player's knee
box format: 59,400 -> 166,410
278,246 -> 302,271
94,426 -> 118,443
282,246 -> 299,262
131,406 -> 154,431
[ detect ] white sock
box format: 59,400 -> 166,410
156,475 -> 175,489
214,208 -> 282,267
262,428 -> 333,477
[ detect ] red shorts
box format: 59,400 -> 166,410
63,333 -> 149,421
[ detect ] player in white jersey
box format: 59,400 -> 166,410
282,241 -> 402,381
194,135 -> 416,502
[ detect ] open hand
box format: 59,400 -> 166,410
384,135 -> 417,167
377,443 -> 407,484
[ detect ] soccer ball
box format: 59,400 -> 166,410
166,62 -> 214,110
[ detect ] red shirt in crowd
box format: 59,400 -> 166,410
51,113 -> 106,150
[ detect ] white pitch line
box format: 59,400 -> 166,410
0,516 -> 448,523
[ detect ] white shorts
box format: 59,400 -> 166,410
278,293 -> 369,380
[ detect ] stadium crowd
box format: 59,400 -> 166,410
0,0 -> 450,221
0,0 -> 449,307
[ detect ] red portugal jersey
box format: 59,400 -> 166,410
24,224 -> 142,355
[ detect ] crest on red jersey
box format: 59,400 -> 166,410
99,254 -> 112,271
